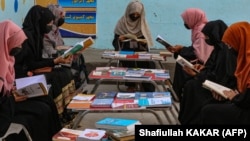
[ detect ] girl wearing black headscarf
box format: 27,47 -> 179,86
178,20 -> 237,124
14,5 -> 74,116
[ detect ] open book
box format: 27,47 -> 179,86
15,74 -> 48,98
122,33 -> 147,43
176,55 -> 199,73
62,36 -> 94,58
202,80 -> 232,99
156,35 -> 172,49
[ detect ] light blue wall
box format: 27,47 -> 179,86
1,0 -> 250,49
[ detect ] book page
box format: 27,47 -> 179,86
176,55 -> 199,73
15,75 -> 48,98
202,80 -> 232,99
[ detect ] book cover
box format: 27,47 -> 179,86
114,92 -> 136,103
67,94 -> 95,109
156,35 -> 172,49
77,128 -> 106,141
134,92 -> 153,99
15,74 -> 48,98
106,129 -> 135,140
52,128 -> 83,141
91,98 -> 114,108
124,69 -> 145,77
176,55 -> 199,73
202,80 -> 232,99
111,103 -> 139,109
155,73 -> 170,79
95,91 -> 117,99
95,117 -> 141,131
110,68 -> 127,77
62,37 -> 94,58
67,100 -> 92,109
138,97 -> 172,107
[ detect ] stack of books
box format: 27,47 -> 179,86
95,117 -> 141,140
67,93 -> 95,109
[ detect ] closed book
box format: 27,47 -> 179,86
114,92 -> 136,103
91,98 -> 114,108
76,128 -> 106,141
135,92 -> 172,107
52,128 -> 83,141
95,117 -> 141,131
95,91 -> 117,99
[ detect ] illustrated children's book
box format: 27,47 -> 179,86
15,74 -> 48,98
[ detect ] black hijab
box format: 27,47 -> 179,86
201,19 -> 228,49
22,5 -> 55,59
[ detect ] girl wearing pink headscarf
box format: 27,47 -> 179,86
169,8 -> 214,99
0,20 -> 61,141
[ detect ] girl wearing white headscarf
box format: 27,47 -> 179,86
112,0 -> 155,92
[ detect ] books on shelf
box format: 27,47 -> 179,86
52,128 -> 83,141
135,92 -> 172,107
91,92 -> 117,108
202,80 -> 232,99
15,74 -> 48,98
156,35 -> 172,49
176,55 -> 199,72
62,37 -> 94,58
123,33 -> 147,44
67,94 -> 95,109
77,128 -> 106,141
95,117 -> 141,131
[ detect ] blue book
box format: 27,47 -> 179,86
119,50 -> 134,55
138,97 -> 172,107
95,117 -> 141,131
95,91 -> 117,99
91,98 -> 114,108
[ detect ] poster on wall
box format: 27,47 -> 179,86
35,0 -> 97,38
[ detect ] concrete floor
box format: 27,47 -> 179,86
71,48 -> 180,130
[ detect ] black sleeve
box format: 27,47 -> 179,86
14,40 -> 55,78
232,88 -> 250,109
174,45 -> 196,61
112,34 -> 120,51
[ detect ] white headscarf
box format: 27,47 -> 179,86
114,0 -> 153,47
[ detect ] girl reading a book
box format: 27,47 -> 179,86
14,5 -> 74,117
112,0 -> 155,92
0,20 -> 61,141
166,8 -> 214,100
200,21 -> 250,124
178,20 -> 237,124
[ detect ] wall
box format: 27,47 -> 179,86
1,0 -> 250,49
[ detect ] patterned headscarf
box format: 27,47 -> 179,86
222,21 -> 250,93
114,0 -> 153,47
181,8 -> 214,64
0,20 -> 27,94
